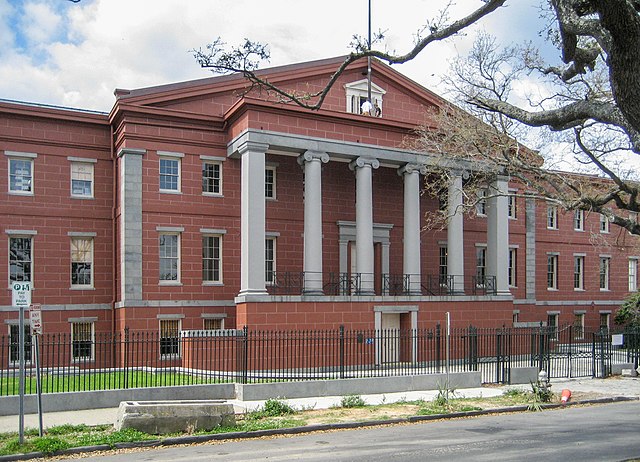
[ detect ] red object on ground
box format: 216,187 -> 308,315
561,389 -> 572,404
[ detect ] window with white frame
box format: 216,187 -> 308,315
265,166 -> 276,199
573,210 -> 584,231
202,234 -> 222,283
71,321 -> 94,361
9,236 -> 32,283
574,255 -> 585,290
600,214 -> 610,233
159,233 -> 180,282
204,317 -> 224,330
599,256 -> 610,290
439,246 -> 448,285
70,162 -> 94,198
159,319 -> 181,358
547,204 -> 558,229
8,154 -> 35,194
508,248 -> 517,287
574,313 -> 585,340
202,161 -> 222,195
71,237 -> 93,287
600,312 -> 610,331
265,237 -> 276,284
476,190 -> 487,216
159,156 -> 180,192
9,324 -> 32,363
508,194 -> 517,219
547,254 -> 558,289
547,313 -> 559,340
476,246 -> 487,286
344,79 -> 385,115
630,258 -> 638,292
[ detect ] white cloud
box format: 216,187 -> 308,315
20,1 -> 62,45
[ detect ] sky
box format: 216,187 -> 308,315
0,0 -> 553,113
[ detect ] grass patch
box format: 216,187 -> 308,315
339,395 -> 366,408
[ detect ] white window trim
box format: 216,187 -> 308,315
629,257 -> 639,292
158,228 -> 183,285
201,159 -> 223,197
599,255 -> 611,291
7,322 -> 33,365
344,79 -> 386,115
201,230 -> 225,285
508,247 -> 517,288
546,204 -> 558,230
600,214 -> 610,233
573,209 -> 584,231
70,319 -> 95,362
547,253 -> 559,290
508,191 -> 518,220
265,235 -> 277,285
69,159 -> 96,199
8,233 -> 35,288
7,152 -> 36,196
158,152 -> 183,194
69,235 -> 95,289
476,189 -> 487,217
265,165 -> 277,200
573,255 -> 585,291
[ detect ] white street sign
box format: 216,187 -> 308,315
30,304 -> 42,335
12,282 -> 31,307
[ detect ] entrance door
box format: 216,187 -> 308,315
380,313 -> 400,363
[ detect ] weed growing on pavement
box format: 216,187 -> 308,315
340,395 -> 367,408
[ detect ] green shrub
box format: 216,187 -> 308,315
340,395 -> 366,408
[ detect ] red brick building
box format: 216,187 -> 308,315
1,57 -> 636,356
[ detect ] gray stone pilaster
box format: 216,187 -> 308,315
399,163 -> 426,293
525,195 -> 537,300
487,175 -> 510,295
447,172 -> 465,293
118,148 -> 145,303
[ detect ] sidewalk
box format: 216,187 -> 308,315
1,376 -> 638,434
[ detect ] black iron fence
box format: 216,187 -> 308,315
1,325 -> 638,396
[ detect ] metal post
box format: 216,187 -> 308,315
18,304 -> 25,444
367,0 -> 372,103
446,312 -> 450,400
339,325 -> 345,379
34,335 -> 43,436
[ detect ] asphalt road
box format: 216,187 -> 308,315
71,402 -> 640,462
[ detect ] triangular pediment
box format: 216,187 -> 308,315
344,79 -> 387,95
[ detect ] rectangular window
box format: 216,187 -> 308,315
599,257 -> 610,290
573,210 -> 584,231
265,237 -> 276,284
600,312 -> 610,331
160,319 -> 180,358
9,237 -> 32,283
9,324 -> 32,363
71,162 -> 94,198
508,195 -> 517,219
439,246 -> 448,285
574,313 -> 585,340
265,166 -> 276,199
574,256 -> 584,290
600,214 -> 610,233
159,234 -> 180,282
547,313 -> 559,341
630,258 -> 638,292
71,237 -> 93,287
159,158 -> 180,192
9,158 -> 33,194
547,204 -> 558,229
476,190 -> 486,216
204,318 -> 223,330
202,161 -> 222,195
476,247 -> 486,286
72,322 -> 94,361
547,254 -> 558,289
508,248 -> 517,287
202,235 -> 222,283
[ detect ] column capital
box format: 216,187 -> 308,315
297,150 -> 329,166
449,168 -> 470,180
398,163 -> 427,177
349,156 -> 380,171
117,147 -> 146,158
236,140 -> 270,156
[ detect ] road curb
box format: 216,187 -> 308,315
1,396 -> 637,461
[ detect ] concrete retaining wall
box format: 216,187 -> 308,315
0,384 -> 235,416
0,373 -> 481,415
509,367 -> 539,385
235,372 -> 481,401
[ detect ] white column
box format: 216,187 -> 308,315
298,150 -> 329,294
447,171 -> 465,294
238,141 -> 269,297
487,175 -> 510,295
349,157 -> 379,295
399,163 -> 426,294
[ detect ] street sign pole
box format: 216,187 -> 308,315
12,282 -> 31,445
30,303 -> 44,437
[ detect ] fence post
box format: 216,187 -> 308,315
339,325 -> 345,379
435,323 -> 441,373
123,327 -> 129,390
240,326 -> 248,384
496,328 -> 502,383
468,325 -> 478,372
